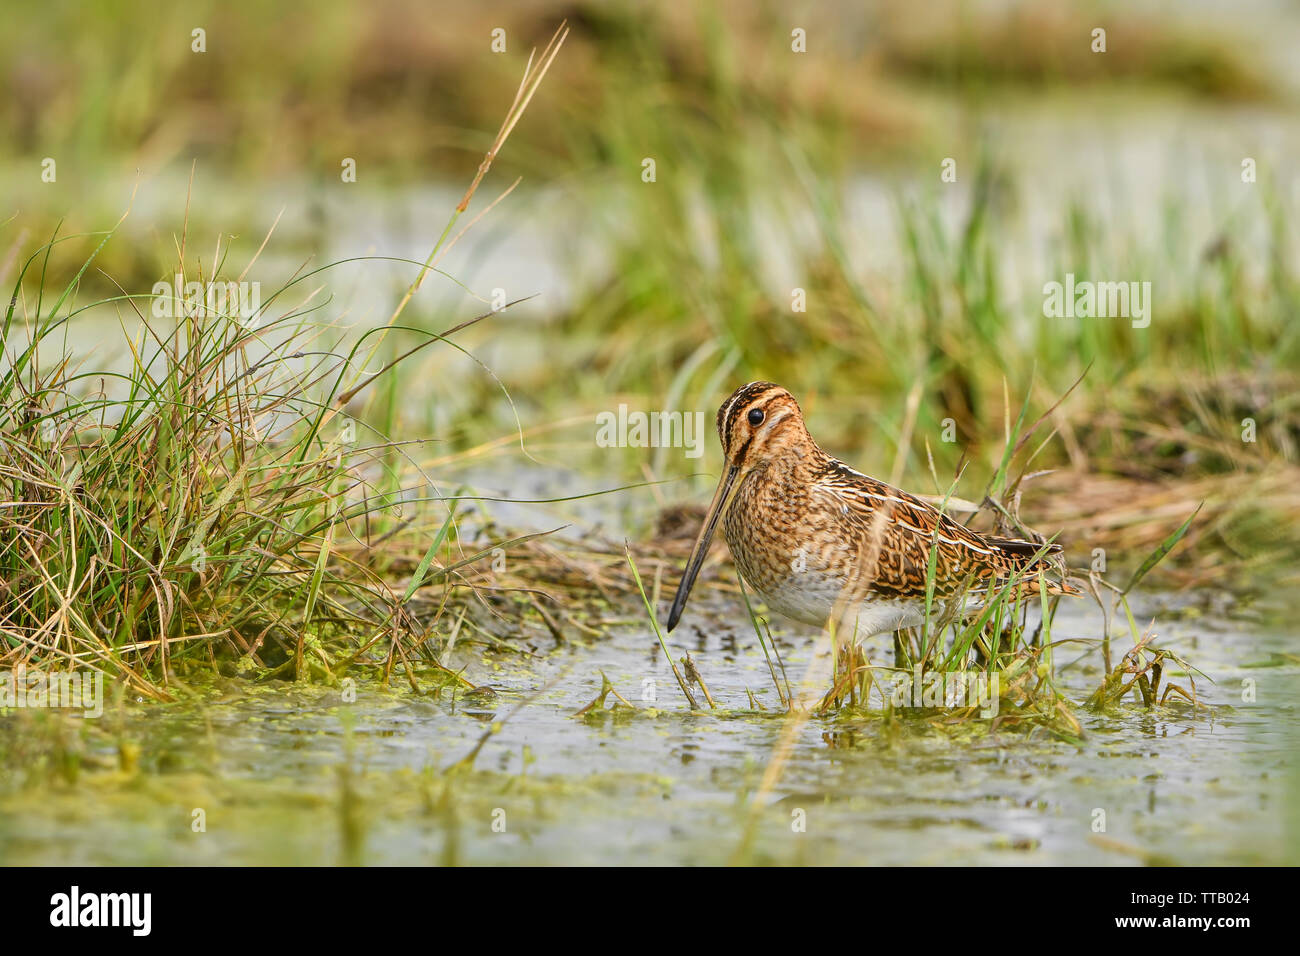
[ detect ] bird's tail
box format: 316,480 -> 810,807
987,537 -> 1080,595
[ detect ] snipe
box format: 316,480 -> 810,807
666,382 -> 1071,638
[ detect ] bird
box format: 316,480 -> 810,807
666,382 -> 1071,640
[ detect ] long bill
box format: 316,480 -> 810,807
666,463 -> 740,631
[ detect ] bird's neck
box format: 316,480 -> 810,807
747,435 -> 830,485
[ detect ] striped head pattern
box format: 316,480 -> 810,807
715,381 -> 812,467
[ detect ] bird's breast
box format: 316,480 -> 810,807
722,467 -> 853,625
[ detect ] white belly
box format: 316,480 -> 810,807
755,572 -> 929,637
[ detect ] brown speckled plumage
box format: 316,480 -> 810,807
667,382 -> 1070,636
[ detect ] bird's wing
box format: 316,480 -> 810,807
812,459 -> 1020,598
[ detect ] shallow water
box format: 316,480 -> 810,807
1,589 -> 1295,865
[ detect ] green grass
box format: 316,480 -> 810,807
0,30 -> 571,694
0,223 -> 470,696
3,0 -> 1280,295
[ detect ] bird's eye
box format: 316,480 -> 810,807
747,407 -> 765,426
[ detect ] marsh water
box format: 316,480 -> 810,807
1,586 -> 1295,865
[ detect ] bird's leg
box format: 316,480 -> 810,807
826,623 -> 849,711
839,638 -> 868,709
838,616 -> 872,709
820,614 -> 861,712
